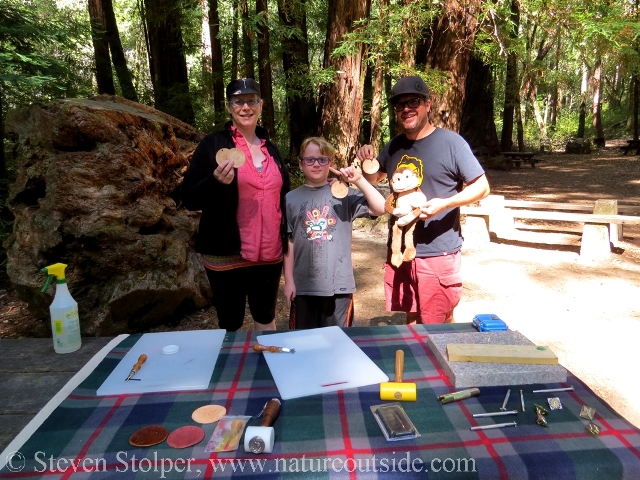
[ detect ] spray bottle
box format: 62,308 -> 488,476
41,263 -> 81,354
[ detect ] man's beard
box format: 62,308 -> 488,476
400,113 -> 429,135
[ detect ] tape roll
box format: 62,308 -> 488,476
243,426 -> 274,454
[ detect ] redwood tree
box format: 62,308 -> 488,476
319,0 -> 372,166
256,0 -> 275,139
88,0 -> 115,95
143,0 -> 195,125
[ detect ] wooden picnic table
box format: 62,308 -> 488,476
620,139 -> 640,155
502,151 -> 542,169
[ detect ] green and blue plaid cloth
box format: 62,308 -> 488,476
1,324 -> 639,479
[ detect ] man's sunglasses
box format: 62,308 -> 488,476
228,98 -> 261,108
300,156 -> 331,166
392,97 -> 423,112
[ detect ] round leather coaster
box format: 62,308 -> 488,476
129,425 -> 169,447
167,426 -> 205,449
331,181 -> 349,199
191,404 -> 226,424
362,158 -> 380,174
215,148 -> 230,164
227,148 -> 246,168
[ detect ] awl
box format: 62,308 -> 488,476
253,343 -> 295,354
125,354 -> 147,381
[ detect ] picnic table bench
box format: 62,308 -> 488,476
503,151 -> 542,169
620,139 -> 640,155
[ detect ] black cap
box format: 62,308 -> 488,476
390,76 -> 430,103
226,78 -> 260,99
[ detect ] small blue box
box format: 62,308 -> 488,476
472,314 -> 508,332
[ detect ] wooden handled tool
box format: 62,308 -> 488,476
126,354 -> 147,381
253,343 -> 295,353
379,350 -> 417,401
245,398 -> 281,454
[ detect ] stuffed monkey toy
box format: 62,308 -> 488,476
384,157 -> 427,267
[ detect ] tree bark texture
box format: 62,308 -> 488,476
277,0 -> 319,161
102,0 -> 138,101
208,0 -> 226,119
369,0 -> 387,152
419,0 -> 480,132
500,0 -> 519,152
592,55 -> 604,142
460,56 -> 499,155
231,0 -> 239,79
201,0 -> 214,102
256,0 -> 275,139
320,0 -> 372,166
144,0 -> 195,125
88,0 -> 116,95
240,0 -> 255,79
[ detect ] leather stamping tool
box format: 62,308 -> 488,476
437,387 -> 480,405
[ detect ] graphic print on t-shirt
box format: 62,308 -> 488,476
304,204 -> 336,242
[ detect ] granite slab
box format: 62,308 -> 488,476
427,330 -> 567,388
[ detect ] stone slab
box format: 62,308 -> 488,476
427,330 -> 567,388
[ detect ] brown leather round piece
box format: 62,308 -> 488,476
227,148 -> 246,168
167,425 -> 205,449
129,425 -> 169,447
362,158 -> 380,174
331,181 -> 349,199
191,404 -> 226,424
215,148 -> 230,164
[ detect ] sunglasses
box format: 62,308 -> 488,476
300,156 -> 331,166
228,98 -> 261,108
392,97 -> 423,112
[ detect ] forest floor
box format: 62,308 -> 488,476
1,140 -> 640,427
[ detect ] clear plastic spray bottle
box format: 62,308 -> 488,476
40,263 -> 81,353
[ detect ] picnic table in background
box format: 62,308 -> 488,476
620,140 -> 640,155
502,151 -> 542,169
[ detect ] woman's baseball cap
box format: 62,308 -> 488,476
226,78 -> 261,99
390,76 -> 430,103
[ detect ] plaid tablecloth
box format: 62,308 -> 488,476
1,324 -> 639,479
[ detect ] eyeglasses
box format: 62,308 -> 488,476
300,156 -> 331,166
392,97 -> 423,112
228,98 -> 261,108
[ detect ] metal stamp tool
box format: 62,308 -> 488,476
500,389 -> 511,411
473,410 -> 518,418
437,387 -> 480,405
547,397 -> 563,410
244,398 -> 281,454
520,389 -> 525,412
532,386 -> 574,394
253,344 -> 295,354
125,354 -> 147,381
470,421 -> 517,431
585,421 -> 601,437
534,404 -> 549,427
580,405 -> 596,421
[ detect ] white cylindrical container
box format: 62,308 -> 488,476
50,281 -> 81,354
244,426 -> 275,453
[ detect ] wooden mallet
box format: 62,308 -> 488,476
380,350 -> 416,401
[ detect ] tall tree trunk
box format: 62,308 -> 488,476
201,0 -> 214,102
0,90 -> 5,179
633,74 -> 639,141
549,37 -> 560,131
577,61 -> 588,138
361,64 -> 372,145
366,0 -> 387,152
399,0 -> 415,67
103,0 -> 138,100
231,0 -> 239,79
419,0 -> 481,132
319,0 -> 372,166
256,0 -> 275,138
144,0 -> 195,125
500,0 -> 520,152
515,97 -> 524,151
592,54 -> 604,144
208,0 -> 225,120
240,0 -> 255,78
88,0 -> 116,95
460,56 -> 500,155
385,73 -> 396,137
277,0 -> 319,160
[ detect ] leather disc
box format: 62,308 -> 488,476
215,148 -> 230,164
191,404 -> 226,424
331,181 -> 349,199
227,148 -> 246,167
129,425 -> 169,447
167,426 -> 205,449
362,158 -> 380,174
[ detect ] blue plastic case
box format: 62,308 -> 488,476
472,314 -> 508,332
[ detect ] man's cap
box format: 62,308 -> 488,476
226,78 -> 260,98
390,76 -> 430,103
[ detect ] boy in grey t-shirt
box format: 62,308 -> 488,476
284,137 -> 386,329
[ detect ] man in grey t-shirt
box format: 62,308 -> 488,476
357,76 -> 490,324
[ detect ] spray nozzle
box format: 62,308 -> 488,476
40,263 -> 68,292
